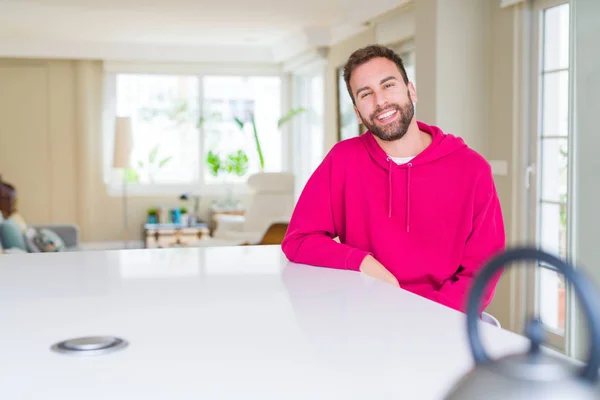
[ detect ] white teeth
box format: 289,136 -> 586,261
377,110 -> 396,120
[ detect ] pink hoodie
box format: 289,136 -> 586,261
282,121 -> 506,313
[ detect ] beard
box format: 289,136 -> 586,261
359,92 -> 414,142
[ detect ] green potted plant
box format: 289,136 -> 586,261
205,149 -> 249,207
179,206 -> 189,225
147,207 -> 158,224
224,149 -> 249,177
206,150 -> 222,178
205,149 -> 249,178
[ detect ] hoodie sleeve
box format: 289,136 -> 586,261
425,165 -> 506,313
281,150 -> 370,271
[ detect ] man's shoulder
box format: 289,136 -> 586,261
327,136 -> 367,158
453,145 -> 493,175
332,135 -> 365,151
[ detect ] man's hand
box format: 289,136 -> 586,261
359,255 -> 400,287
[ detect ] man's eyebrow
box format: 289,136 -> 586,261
380,76 -> 398,85
355,76 -> 399,97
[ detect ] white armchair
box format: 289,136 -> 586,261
209,172 -> 295,246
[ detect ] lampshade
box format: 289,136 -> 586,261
113,117 -> 133,169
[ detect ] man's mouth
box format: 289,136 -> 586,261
376,109 -> 398,122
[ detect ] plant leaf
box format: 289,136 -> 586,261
277,107 -> 306,128
158,156 -> 172,168
124,168 -> 139,183
205,150 -> 222,177
233,117 -> 245,130
250,114 -> 264,171
224,149 -> 249,177
148,144 -> 159,163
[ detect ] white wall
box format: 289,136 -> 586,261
415,0 -> 492,155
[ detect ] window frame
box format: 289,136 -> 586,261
102,64 -> 286,197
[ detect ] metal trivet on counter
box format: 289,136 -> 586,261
50,336 -> 128,356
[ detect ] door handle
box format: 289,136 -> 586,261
525,164 -> 535,189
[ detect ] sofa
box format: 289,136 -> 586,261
0,212 -> 80,254
0,177 -> 80,254
200,172 -> 294,246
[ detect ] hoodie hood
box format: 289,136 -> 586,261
360,121 -> 467,231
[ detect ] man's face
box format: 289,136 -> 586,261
349,57 -> 417,142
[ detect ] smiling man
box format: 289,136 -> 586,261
281,44 -> 506,314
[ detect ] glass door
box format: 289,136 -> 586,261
527,0 -> 571,352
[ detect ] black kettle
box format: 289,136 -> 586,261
444,247 -> 600,399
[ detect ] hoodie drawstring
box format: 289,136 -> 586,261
387,157 -> 392,218
386,158 -> 412,232
406,163 -> 412,232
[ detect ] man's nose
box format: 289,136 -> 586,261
374,91 -> 388,109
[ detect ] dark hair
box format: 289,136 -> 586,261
343,44 -> 409,104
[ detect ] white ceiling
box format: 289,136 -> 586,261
0,0 -> 410,63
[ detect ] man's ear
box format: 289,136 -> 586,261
408,82 -> 418,103
353,105 -> 363,124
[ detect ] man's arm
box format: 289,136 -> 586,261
281,152 -> 371,271
425,166 -> 506,313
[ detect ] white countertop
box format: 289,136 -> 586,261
0,245 -> 534,399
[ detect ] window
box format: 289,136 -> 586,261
103,72 -> 282,194
336,66 -> 361,141
528,0 -> 570,350
114,74 -> 201,186
202,76 -> 281,185
393,40 -> 416,87
538,1 -> 570,335
399,47 -> 416,111
403,52 -> 415,84
292,70 -> 325,198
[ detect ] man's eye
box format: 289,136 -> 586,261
384,83 -> 394,88
361,92 -> 371,98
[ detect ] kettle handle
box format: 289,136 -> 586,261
466,247 -> 600,382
